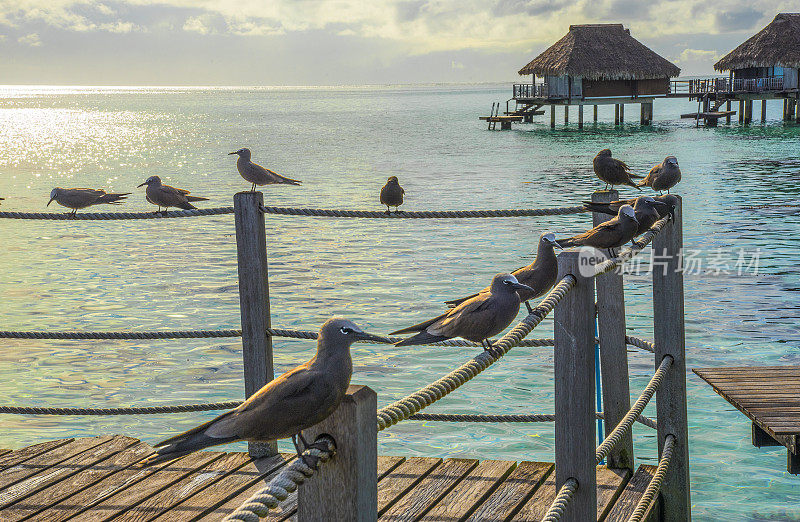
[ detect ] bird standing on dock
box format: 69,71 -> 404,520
638,156 -> 681,193
142,318 -> 390,465
380,176 -> 404,214
229,148 -> 301,192
584,196 -> 670,235
137,176 -> 208,213
47,188 -> 131,216
556,205 -> 638,257
593,149 -> 642,190
445,232 -> 559,314
391,273 -> 533,350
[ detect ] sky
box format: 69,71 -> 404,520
0,0 -> 795,85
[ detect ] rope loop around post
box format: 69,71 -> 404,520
541,477 -> 579,522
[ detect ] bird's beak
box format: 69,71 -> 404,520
353,331 -> 393,344
137,182 -> 147,188
228,151 -> 237,155
545,237 -> 559,247
46,197 -> 54,207
651,201 -> 669,210
511,282 -> 535,293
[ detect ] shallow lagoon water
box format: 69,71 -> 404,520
0,84 -> 799,519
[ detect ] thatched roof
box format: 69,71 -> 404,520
715,13 -> 800,71
518,24 -> 680,80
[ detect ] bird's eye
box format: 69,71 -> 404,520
503,280 -> 511,285
340,327 -> 352,334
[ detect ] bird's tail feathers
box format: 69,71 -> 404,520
142,414 -> 239,466
444,293 -> 478,308
99,193 -> 131,204
394,331 -> 450,347
582,203 -> 615,216
177,201 -> 198,210
555,238 -> 575,248
629,173 -> 645,179
280,177 -> 302,186
389,310 -> 448,335
186,196 -> 210,202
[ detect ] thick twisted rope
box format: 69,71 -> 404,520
0,402 -> 243,415
541,478 -> 579,522
595,355 -> 673,464
376,275 -> 576,431
0,208 -> 234,220
223,435 -> 336,521
625,335 -> 655,353
591,215 -> 671,277
409,411 -> 656,429
259,205 -> 587,219
629,434 -> 676,522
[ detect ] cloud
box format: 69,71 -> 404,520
674,48 -> 721,64
715,7 -> 763,32
17,32 -> 41,46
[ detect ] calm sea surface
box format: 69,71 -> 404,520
1,84 -> 799,519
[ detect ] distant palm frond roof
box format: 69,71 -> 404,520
518,24 -> 680,80
714,13 -> 800,71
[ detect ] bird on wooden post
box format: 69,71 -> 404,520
47,188 -> 130,216
584,196 -> 670,235
445,232 -> 559,314
391,273 -> 534,351
593,149 -> 642,190
142,318 -> 390,466
556,204 -> 638,258
637,156 -> 681,194
137,176 -> 208,213
229,148 -> 301,192
379,176 -> 404,214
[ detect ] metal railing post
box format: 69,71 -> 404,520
234,191 -> 276,457
652,195 -> 691,520
554,251 -> 596,521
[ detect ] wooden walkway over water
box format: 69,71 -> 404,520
0,435 -> 657,521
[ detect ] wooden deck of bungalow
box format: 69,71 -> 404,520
0,435 -> 658,521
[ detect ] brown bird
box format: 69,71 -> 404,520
142,318 -> 390,465
584,196 -> 670,235
391,273 -> 533,350
583,194 -> 677,221
638,156 -> 681,194
593,149 -> 643,190
556,204 -> 639,257
228,148 -> 301,192
380,176 -> 404,214
137,176 -> 208,212
47,188 -> 130,216
445,232 -> 559,314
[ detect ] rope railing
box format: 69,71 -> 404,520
259,205 -> 588,219
0,402 -> 243,415
376,275 -> 576,431
595,355 -> 673,465
409,411 -> 657,429
541,477 -> 579,522
0,208 -> 235,220
629,434 -> 676,522
222,435 -> 336,521
625,335 -> 655,353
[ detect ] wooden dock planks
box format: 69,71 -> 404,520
0,436 -> 655,520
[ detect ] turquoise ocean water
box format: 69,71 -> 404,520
0,84 -> 799,519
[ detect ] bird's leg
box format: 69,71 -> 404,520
525,301 -> 534,314
482,339 -> 494,352
604,183 -> 609,190
385,205 -> 390,215
251,183 -> 256,192
293,431 -> 318,469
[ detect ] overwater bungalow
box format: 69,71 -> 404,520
512,24 -> 680,127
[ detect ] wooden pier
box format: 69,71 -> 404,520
0,435 -> 658,521
694,366 -> 800,474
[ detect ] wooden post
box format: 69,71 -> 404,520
551,105 -> 556,128
640,103 -> 646,125
593,105 -> 598,122
726,100 -> 731,124
739,100 -> 744,123
564,105 -> 569,124
619,104 -> 625,123
652,196 -> 691,521
578,105 -> 584,128
744,100 -> 753,124
762,99 -> 767,122
796,95 -> 800,124
298,385 -> 378,522
234,191 -> 276,457
614,104 -> 620,125
592,191 -> 634,471
554,251 -> 596,521
783,99 -> 789,121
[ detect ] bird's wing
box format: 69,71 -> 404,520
390,309 -> 450,335
615,159 -> 630,171
430,295 -> 492,336
162,184 -> 190,196
253,162 -> 302,184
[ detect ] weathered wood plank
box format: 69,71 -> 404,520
604,465 -> 657,522
0,439 -> 74,471
151,453 -> 292,522
1,440 -> 153,521
377,456 -> 406,480
72,451 -> 224,521
378,457 -> 442,516
420,460 -> 516,521
114,452 -> 253,522
379,458 -> 477,521
464,461 -> 553,521
0,436 -> 137,515
0,451 -> 9,458
0,436 -> 114,493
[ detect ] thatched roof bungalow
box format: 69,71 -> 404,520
517,24 -> 680,99
714,13 -> 800,91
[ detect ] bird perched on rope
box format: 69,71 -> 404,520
556,204 -> 638,258
593,149 -> 642,190
445,233 -> 559,314
584,196 -> 670,235
380,176 -> 404,214
228,148 -> 301,192
391,273 -> 533,350
142,318 -> 390,466
637,156 -> 681,194
47,188 -> 130,216
137,176 -> 208,213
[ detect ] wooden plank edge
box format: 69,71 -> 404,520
403,458 -> 480,521
502,461 -> 556,521
596,467 -> 632,521
432,460 -> 518,522
377,458 -> 444,517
